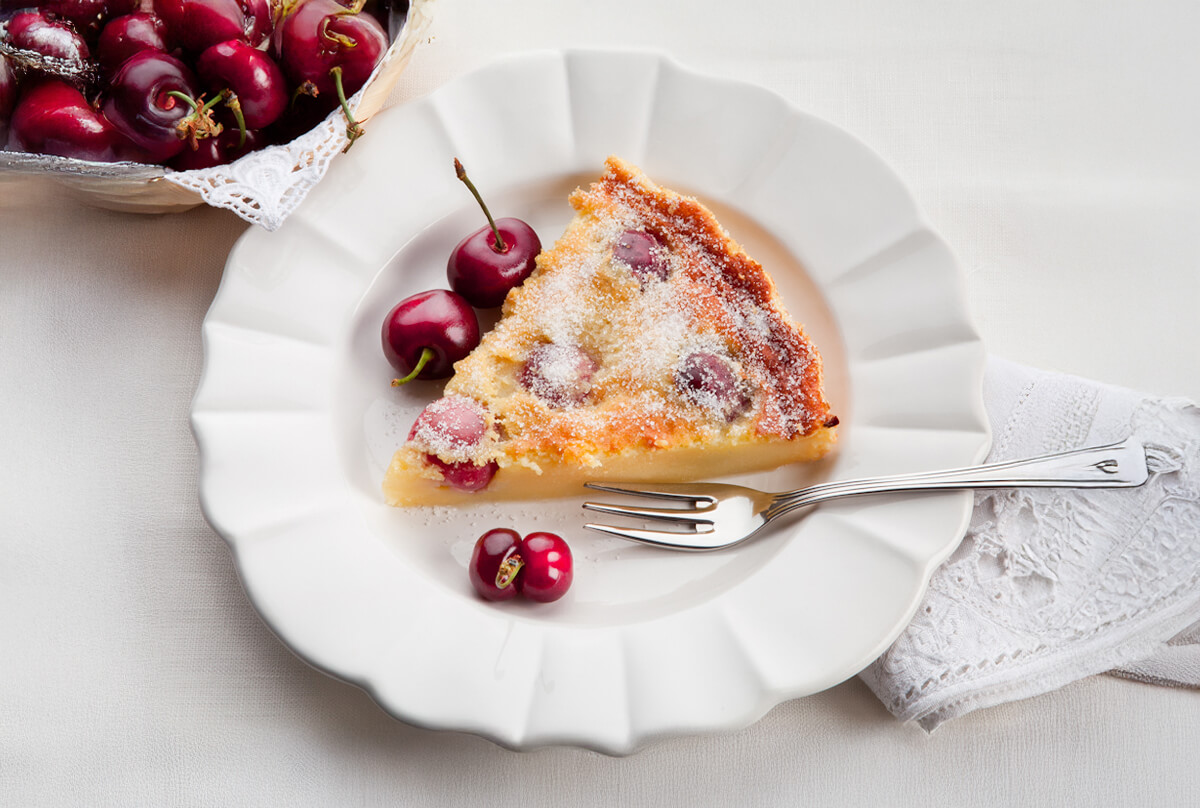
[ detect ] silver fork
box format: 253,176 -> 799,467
582,437 -> 1150,551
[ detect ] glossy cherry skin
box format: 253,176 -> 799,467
168,120 -> 263,169
96,13 -> 169,75
613,229 -> 669,284
407,396 -> 498,493
152,0 -> 265,53
518,532 -> 573,603
196,40 -> 287,130
518,343 -> 599,408
101,50 -> 200,163
274,0 -> 388,101
382,289 -> 480,381
7,10 -> 90,64
447,218 -> 541,308
674,351 -> 750,422
469,528 -> 523,602
6,79 -> 123,161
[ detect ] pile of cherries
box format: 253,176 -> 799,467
0,0 -> 390,167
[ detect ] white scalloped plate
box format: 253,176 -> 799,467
191,50 -> 990,754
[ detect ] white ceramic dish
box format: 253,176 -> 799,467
191,50 -> 990,754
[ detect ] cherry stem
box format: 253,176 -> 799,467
223,90 -> 247,148
495,552 -> 524,590
390,347 -> 434,386
454,158 -> 506,252
165,89 -> 199,113
330,66 -> 364,152
168,91 -> 223,148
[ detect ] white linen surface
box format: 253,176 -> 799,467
862,358 -> 1200,729
2,0 -> 1199,805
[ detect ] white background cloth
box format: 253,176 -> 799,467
2,0 -> 1199,804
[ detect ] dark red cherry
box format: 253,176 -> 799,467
469,528 -> 522,602
674,351 -> 751,422
407,396 -> 498,493
447,159 -> 541,308
381,289 -> 480,384
101,50 -> 207,163
7,79 -> 123,161
196,40 -> 287,131
168,118 -> 263,169
273,0 -> 387,97
96,13 -> 169,76
518,343 -> 599,408
7,10 -> 90,65
273,0 -> 387,145
517,532 -> 573,603
152,0 -> 254,53
613,229 -> 669,284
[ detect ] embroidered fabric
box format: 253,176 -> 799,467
860,357 -> 1200,730
163,0 -> 434,231
164,103 -> 355,231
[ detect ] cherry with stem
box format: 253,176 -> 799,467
447,159 -> 542,308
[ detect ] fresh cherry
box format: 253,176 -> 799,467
446,159 -> 542,308
382,289 -> 480,385
407,396 -> 498,493
101,50 -> 212,163
674,351 -> 751,422
96,13 -> 169,76
518,343 -> 599,408
517,532 -> 573,603
6,79 -> 123,161
152,0 -> 266,53
273,0 -> 387,146
6,10 -> 91,65
196,40 -> 288,134
468,528 -> 522,602
613,229 -> 669,284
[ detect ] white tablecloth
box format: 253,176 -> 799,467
3,0 -> 1198,804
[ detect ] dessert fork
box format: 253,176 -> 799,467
582,437 -> 1150,551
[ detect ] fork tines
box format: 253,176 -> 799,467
581,482 -> 717,540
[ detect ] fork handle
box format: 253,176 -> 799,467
773,437 -> 1149,515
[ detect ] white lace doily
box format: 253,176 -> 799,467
860,357 -> 1200,729
164,0 -> 434,230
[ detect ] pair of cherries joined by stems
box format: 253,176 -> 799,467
2,0 -> 387,165
470,529 -> 574,604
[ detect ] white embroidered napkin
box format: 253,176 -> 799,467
860,357 -> 1200,730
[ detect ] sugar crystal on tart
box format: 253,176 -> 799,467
383,156 -> 838,506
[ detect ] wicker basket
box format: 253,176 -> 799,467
0,0 -> 434,226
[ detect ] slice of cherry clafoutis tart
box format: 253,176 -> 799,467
383,157 -> 838,506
